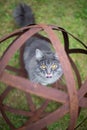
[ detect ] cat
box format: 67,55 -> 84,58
13,3 -> 63,85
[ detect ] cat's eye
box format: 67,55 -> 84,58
40,64 -> 46,69
51,64 -> 57,70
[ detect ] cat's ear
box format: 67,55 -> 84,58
35,49 -> 43,60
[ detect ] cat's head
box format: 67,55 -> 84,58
34,49 -> 63,85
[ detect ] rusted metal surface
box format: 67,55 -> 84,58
0,24 -> 87,130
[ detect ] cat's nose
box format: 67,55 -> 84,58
46,73 -> 52,78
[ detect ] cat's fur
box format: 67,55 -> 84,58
13,3 -> 63,85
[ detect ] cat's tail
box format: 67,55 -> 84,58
13,3 -> 35,27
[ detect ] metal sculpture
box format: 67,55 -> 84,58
0,24 -> 87,130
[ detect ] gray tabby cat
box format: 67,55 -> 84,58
13,3 -> 63,85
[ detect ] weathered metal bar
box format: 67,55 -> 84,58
25,93 -> 36,112
0,86 -> 13,102
17,103 -> 69,130
0,27 -> 42,75
0,104 -> 15,129
3,105 -> 33,117
0,71 -> 68,104
40,24 -> 78,130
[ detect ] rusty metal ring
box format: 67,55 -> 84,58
0,24 -> 87,130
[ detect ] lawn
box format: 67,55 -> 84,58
0,0 -> 87,130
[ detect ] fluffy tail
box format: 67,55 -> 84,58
13,3 -> 35,27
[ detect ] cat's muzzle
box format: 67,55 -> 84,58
45,73 -> 52,78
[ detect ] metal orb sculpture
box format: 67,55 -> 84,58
0,24 -> 87,130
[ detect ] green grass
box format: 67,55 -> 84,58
0,0 -> 87,130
